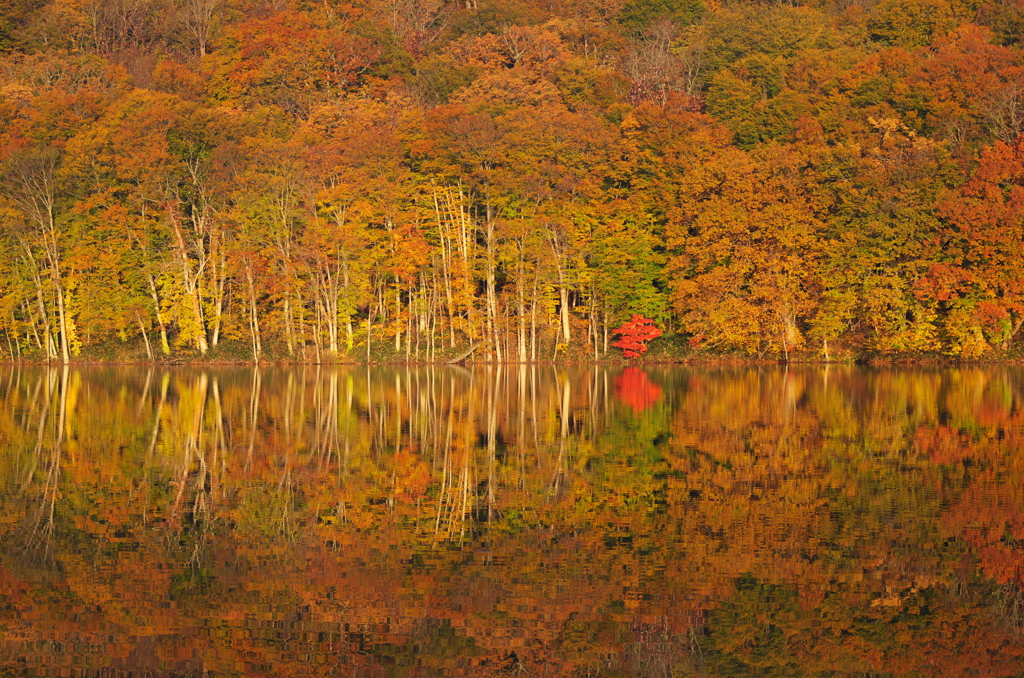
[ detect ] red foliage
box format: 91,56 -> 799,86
611,314 -> 663,358
614,367 -> 663,413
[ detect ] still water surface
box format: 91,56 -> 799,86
1,365 -> 1023,676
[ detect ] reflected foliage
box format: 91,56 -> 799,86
1,366 -> 1024,675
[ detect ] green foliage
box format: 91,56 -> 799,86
589,216 -> 668,324
704,576 -> 808,675
619,0 -> 704,32
552,58 -> 631,112
977,0 -> 1024,46
867,0 -> 973,47
350,19 -> 416,81
444,0 -> 548,39
411,55 -> 482,104
697,4 -> 840,74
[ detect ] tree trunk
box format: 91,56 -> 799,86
137,313 -> 155,362
167,202 -> 209,354
209,246 -> 228,348
147,274 -> 171,355
559,286 -> 571,347
244,262 -> 262,362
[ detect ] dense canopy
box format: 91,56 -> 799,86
3,0 -> 1024,362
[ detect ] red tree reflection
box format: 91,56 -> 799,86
614,367 -> 663,413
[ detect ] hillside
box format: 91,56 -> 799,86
2,0 -> 1024,362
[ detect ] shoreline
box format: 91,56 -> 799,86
2,355 -> 1022,367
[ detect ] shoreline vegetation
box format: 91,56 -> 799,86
2,334 -> 1022,366
4,0 -> 1024,365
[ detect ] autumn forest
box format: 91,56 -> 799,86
3,0 -> 1024,363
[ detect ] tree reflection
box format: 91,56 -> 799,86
614,367 -> 663,413
10,366 -> 68,564
0,365 -> 1023,675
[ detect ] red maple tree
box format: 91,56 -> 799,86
611,314 -> 662,358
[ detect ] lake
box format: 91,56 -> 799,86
1,365 -> 1023,676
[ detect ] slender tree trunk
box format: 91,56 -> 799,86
245,263 -> 262,362
406,289 -> 413,362
49,252 -> 70,363
284,296 -> 294,356
395,284 -> 402,351
341,255 -> 353,353
313,297 -> 323,362
559,286 -> 571,347
22,299 -> 42,352
530,275 -> 538,363
25,252 -> 56,360
137,312 -> 154,362
366,303 -> 372,363
315,260 -> 340,354
209,246 -> 228,348
517,249 -> 526,363
483,207 -> 499,362
147,274 -> 171,355
296,291 -> 308,359
167,202 -> 209,355
432,188 -> 457,349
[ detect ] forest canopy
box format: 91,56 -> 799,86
2,0 -> 1024,362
